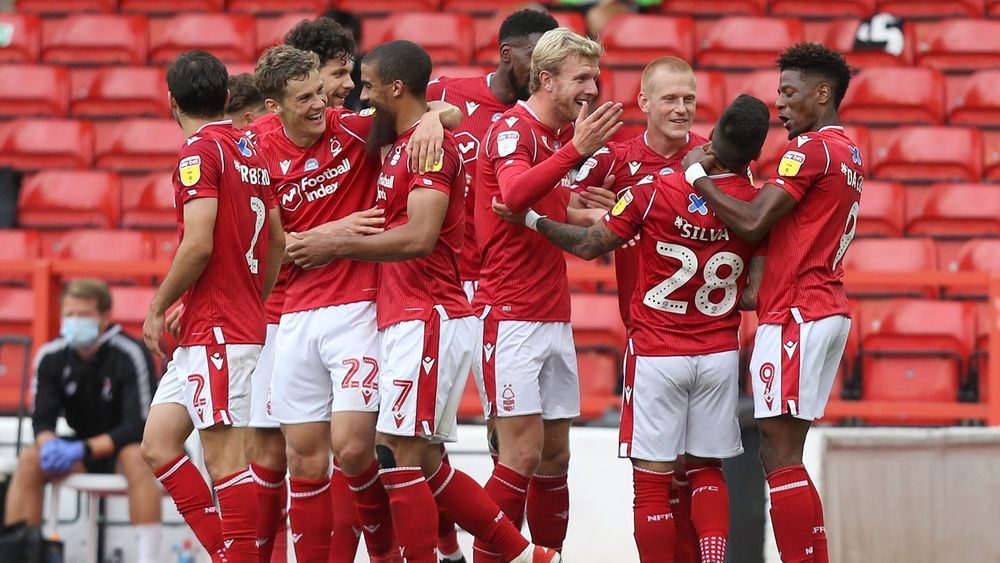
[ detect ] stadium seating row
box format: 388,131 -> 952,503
12,0 -> 1000,18
3,12 -> 1000,71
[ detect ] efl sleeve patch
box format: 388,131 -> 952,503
179,155 -> 202,187
611,189 -> 634,216
496,131 -> 519,157
778,150 -> 806,177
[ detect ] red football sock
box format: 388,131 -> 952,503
380,467 -> 437,563
671,475 -> 697,563
632,467 -> 675,563
767,465 -> 816,563
250,463 -> 286,563
474,463 -> 529,562
688,464 -> 729,563
436,447 -> 463,560
526,473 -> 569,552
806,474 -> 828,563
214,469 -> 259,563
289,477 -> 332,563
154,455 -> 225,558
329,464 -> 362,563
345,460 -> 396,559
428,462 -> 529,561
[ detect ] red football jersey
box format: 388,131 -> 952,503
475,101 -> 576,322
264,265 -> 289,324
570,131 -> 708,326
248,112 -> 282,136
605,171 -> 759,356
172,121 -> 273,346
427,74 -> 511,282
374,127 -> 473,329
255,107 -> 379,315
759,125 -> 864,324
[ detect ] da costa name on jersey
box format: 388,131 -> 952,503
674,215 -> 730,242
233,159 -> 270,186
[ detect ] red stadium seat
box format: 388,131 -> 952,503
370,13 -> 473,66
338,0 -> 439,15
570,293 -> 626,351
840,67 -> 944,125
15,0 -> 117,13
947,71 -> 1000,127
148,230 -> 178,260
599,14 -> 694,68
442,0 -> 528,14
0,230 -> 41,286
109,286 -> 156,339
69,66 -> 169,119
877,0 -> 982,18
696,17 -> 802,70
913,20 -> 1000,72
724,70 -> 779,123
471,12 -> 585,67
54,229 -> 156,285
945,239 -> 1000,299
254,13 -> 315,59
857,181 -> 905,238
0,119 -> 94,171
18,171 -> 122,229
94,119 -> 184,173
0,15 -> 42,63
870,127 -> 982,183
907,183 -> 1000,238
229,0 -> 326,14
431,66 -> 492,81
843,238 -> 938,298
225,62 -> 257,77
770,0 -> 875,17
660,0 -> 765,16
577,349 -> 620,420
0,286 -> 34,414
991,0 -> 1000,16
119,0 -> 224,13
121,172 -> 175,229
803,18 -> 913,69
0,64 -> 69,118
986,131 -> 1000,183
41,15 -> 148,65
149,14 -> 255,65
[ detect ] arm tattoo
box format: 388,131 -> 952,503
536,218 -> 625,260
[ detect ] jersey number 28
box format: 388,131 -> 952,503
643,242 -> 744,317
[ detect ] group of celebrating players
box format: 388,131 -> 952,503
135,8 -> 863,563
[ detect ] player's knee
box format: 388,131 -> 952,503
284,446 -> 328,479
539,446 -> 570,474
17,446 -> 44,481
117,444 -> 145,472
334,439 -> 374,472
139,437 -> 174,470
505,444 -> 542,476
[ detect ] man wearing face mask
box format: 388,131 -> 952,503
4,279 -> 162,563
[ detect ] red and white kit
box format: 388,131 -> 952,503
151,121 -> 273,430
750,126 -> 862,420
475,101 -> 579,420
570,131 -> 707,325
248,265 -> 289,429
374,127 -> 475,442
606,170 -> 759,461
254,107 -> 381,423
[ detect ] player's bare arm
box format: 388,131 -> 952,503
262,207 -> 284,300
288,188 -> 449,267
740,255 -> 766,311
306,207 -> 386,237
492,197 -> 625,261
566,205 -> 606,227
143,198 -> 218,358
407,101 -> 462,173
571,101 -> 624,157
682,146 -> 797,242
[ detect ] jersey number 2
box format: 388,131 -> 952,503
246,196 -> 266,274
643,242 -> 744,317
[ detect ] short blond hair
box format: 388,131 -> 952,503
254,44 -> 320,101
528,27 -> 603,95
640,56 -> 695,93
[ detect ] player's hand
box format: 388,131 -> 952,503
408,110 -> 445,174
681,142 -> 717,173
491,196 -> 527,225
165,304 -> 183,340
310,207 -> 386,237
571,101 -> 624,157
579,174 -> 617,211
287,231 -> 341,269
142,309 -> 166,359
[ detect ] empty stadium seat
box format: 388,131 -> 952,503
577,349 -> 621,420
0,15 -> 41,63
840,67 -> 944,125
442,0 -> 528,14
907,184 -> 1000,238
15,0 -> 117,13
148,230 -> 178,260
804,18 -> 912,69
228,0 -> 326,14
338,0 -> 440,15
69,66 -> 168,119
431,65 -> 492,81
94,119 -> 184,172
857,181 -> 905,238
0,286 -> 34,414
696,17 -> 802,69
120,0 -> 224,13
18,171 -> 122,229
149,14 -> 255,65
724,70 -> 779,123
877,0 -> 982,18
0,119 -> 94,171
945,239 -> 1000,300
121,173 -> 174,229
985,131 -> 1000,183
600,14 -> 694,68
660,0 -> 765,16
913,20 -> 1000,71
770,0 -> 875,17
41,15 -> 148,65
254,13 -> 315,59
369,13 -> 473,66
991,0 -> 1000,17
109,286 -> 156,338
0,64 -> 68,118
870,127 -> 982,183
947,71 -> 1000,127
0,230 -> 40,285
571,293 -> 626,351
471,11 -> 586,66
54,229 -> 156,285
0,336 -> 32,415
843,238 -> 938,298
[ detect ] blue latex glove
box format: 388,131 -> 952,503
39,439 -> 85,474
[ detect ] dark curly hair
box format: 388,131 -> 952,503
498,9 -> 559,44
777,42 -> 853,108
284,17 -> 356,67
714,94 -> 771,169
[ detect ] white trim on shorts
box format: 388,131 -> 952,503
249,323 -> 280,429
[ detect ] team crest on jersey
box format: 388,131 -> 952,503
330,139 -> 343,157
179,155 -> 201,187
611,189 -> 633,216
304,158 -> 319,172
778,150 -> 806,177
497,131 -> 519,157
236,136 -> 253,157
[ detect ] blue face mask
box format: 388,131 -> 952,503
60,317 -> 100,349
